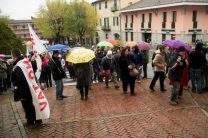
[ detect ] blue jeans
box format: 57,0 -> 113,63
55,79 -> 64,97
190,68 -> 202,93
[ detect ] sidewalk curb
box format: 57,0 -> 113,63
10,95 -> 28,138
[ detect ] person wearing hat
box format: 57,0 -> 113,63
0,59 -> 7,94
189,42 -> 206,94
149,44 -> 167,92
100,50 -> 119,89
48,50 -> 66,100
168,46 -> 188,105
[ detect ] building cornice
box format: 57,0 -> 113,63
119,2 -> 208,13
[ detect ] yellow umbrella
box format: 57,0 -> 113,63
125,41 -> 137,47
66,48 -> 95,64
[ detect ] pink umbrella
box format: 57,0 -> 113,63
105,39 -> 117,45
0,54 -> 5,58
137,42 -> 152,51
184,44 -> 193,52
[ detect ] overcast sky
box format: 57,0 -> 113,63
0,0 -> 96,20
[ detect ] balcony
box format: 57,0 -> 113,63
193,22 -> 197,29
111,5 -> 118,12
101,26 -> 111,31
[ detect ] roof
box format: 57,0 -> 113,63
120,0 -> 208,13
91,0 -> 104,4
10,19 -> 32,24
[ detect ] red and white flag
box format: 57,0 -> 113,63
28,24 -> 46,54
28,24 -> 46,79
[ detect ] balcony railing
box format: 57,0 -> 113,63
101,26 -> 111,31
162,22 -> 166,28
111,5 -> 118,12
193,22 -> 197,28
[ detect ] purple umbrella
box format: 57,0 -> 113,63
163,40 -> 175,47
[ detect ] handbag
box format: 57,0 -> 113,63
99,69 -> 111,77
129,68 -> 139,77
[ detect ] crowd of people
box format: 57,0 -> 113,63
0,41 -> 208,127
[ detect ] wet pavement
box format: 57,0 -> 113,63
1,78 -> 207,138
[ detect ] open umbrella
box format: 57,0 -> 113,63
66,48 -> 95,64
97,41 -> 113,47
137,42 -> 152,51
184,44 -> 193,52
0,54 -> 5,58
47,44 -> 71,51
105,39 -> 117,45
125,41 -> 137,47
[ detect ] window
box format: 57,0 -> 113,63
193,10 -> 198,28
105,1 -> 107,8
131,32 -> 134,41
141,14 -> 145,28
125,32 -> 128,41
99,3 -> 101,10
113,17 -> 115,26
24,34 -> 27,38
171,34 -> 176,40
171,11 -> 177,29
162,34 -> 166,41
192,34 -> 196,43
104,17 -> 109,27
94,4 -> 97,11
116,17 -> 119,26
163,12 -> 167,22
125,15 -> 128,28
114,0 -> 117,7
148,13 -> 152,28
100,18 -> 102,26
106,34 -> 108,39
22,25 -> 25,29
131,15 -> 134,28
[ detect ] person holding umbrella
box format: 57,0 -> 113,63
66,48 -> 95,100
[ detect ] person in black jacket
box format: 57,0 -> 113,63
48,51 -> 66,100
11,48 -> 42,126
189,42 -> 206,94
119,47 -> 136,96
168,46 -> 188,105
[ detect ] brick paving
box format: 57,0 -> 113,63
0,93 -> 22,138
2,79 -> 208,138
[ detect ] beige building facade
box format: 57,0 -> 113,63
92,0 -> 140,44
9,19 -> 43,43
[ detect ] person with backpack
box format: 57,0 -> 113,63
149,45 -> 167,92
132,46 -> 143,82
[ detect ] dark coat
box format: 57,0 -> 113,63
119,54 -> 135,81
74,63 -> 91,87
12,57 -> 32,101
101,56 -> 116,72
48,56 -> 65,81
189,50 -> 206,69
168,52 -> 187,81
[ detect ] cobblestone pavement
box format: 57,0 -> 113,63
0,92 -> 22,138
3,79 -> 208,138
